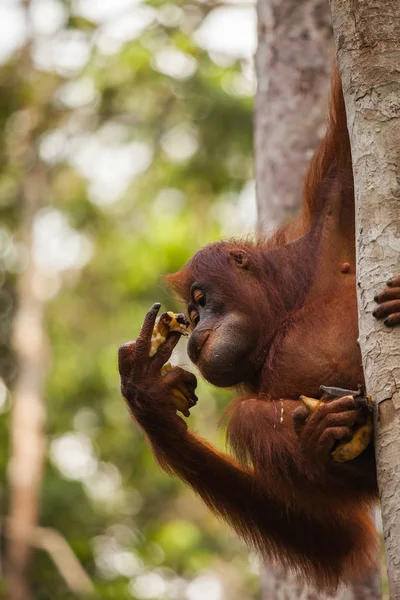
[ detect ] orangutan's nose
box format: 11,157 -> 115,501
187,329 -> 210,363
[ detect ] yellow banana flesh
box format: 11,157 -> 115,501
300,394 -> 373,463
170,388 -> 191,417
150,311 -> 189,357
161,363 -> 192,416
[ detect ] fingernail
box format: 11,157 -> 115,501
384,318 -> 390,327
151,303 -> 161,311
374,295 -> 378,302
387,278 -> 394,286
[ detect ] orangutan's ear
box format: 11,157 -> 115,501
229,249 -> 250,269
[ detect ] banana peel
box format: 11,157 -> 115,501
300,389 -> 373,463
301,396 -> 323,413
150,311 -> 189,357
160,362 -> 195,417
331,418 -> 372,463
150,311 -> 195,417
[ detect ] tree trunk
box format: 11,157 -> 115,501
255,0 -> 381,598
5,5 -> 49,593
255,0 -> 333,233
329,1 -> 400,598
6,163 -> 48,600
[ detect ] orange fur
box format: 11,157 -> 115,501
122,64 -> 379,592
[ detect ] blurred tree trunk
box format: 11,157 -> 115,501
330,1 -> 400,598
255,0 -> 380,598
6,159 -> 48,600
6,4 -> 48,597
255,0 -> 333,233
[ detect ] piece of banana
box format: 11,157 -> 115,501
150,311 -> 195,417
331,418 -> 373,463
150,311 -> 189,357
300,390 -> 373,463
300,396 -> 323,413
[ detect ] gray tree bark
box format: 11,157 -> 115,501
329,1 -> 400,598
255,0 -> 381,598
255,0 -> 333,233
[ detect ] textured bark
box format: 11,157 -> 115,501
255,0 -> 381,598
255,0 -> 333,232
329,1 -> 400,598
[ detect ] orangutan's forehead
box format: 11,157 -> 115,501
165,241 -> 258,303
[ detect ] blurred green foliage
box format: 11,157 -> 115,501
0,1 -> 258,598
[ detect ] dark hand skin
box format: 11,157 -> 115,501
292,392 -> 376,491
292,395 -> 367,466
118,303 -> 197,431
373,275 -> 400,327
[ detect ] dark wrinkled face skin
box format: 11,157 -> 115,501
186,283 -> 258,388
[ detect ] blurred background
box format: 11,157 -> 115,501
0,0 -> 259,598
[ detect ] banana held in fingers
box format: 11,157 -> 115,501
149,311 -> 195,417
331,417 -> 373,462
161,363 -> 196,416
300,394 -> 373,463
171,388 -> 190,417
300,396 -> 323,413
161,362 -> 173,376
149,311 -> 190,357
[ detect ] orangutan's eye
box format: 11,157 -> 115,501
193,289 -> 206,307
190,310 -> 200,326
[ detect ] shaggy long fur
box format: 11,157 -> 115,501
121,64 -> 379,592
